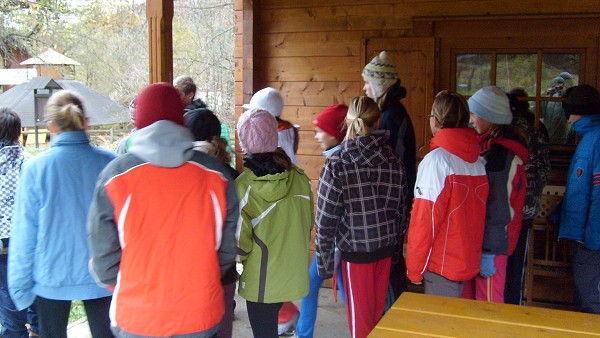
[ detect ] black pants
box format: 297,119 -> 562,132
505,218 -> 532,305
389,243 -> 408,301
573,242 -> 600,314
35,296 -> 113,338
246,301 -> 282,338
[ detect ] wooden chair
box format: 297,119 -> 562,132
524,185 -> 576,308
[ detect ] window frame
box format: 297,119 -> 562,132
451,48 -> 587,131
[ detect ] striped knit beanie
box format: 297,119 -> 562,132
362,51 -> 399,100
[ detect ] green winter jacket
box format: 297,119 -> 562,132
236,165 -> 313,303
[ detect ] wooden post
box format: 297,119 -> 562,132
146,0 -> 174,84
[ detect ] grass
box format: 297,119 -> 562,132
69,300 -> 87,324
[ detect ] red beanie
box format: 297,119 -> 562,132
135,82 -> 185,129
313,104 -> 348,142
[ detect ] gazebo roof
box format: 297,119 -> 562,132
20,48 -> 81,66
0,77 -> 128,127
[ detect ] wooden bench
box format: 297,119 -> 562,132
369,292 -> 600,337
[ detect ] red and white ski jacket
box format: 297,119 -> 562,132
406,128 -> 489,283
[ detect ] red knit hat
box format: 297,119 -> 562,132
313,104 -> 348,142
135,83 -> 185,129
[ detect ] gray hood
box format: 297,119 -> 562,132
128,120 -> 195,167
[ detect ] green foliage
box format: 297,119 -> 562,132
69,300 -> 86,324
2,0 -> 235,127
0,0 -> 71,57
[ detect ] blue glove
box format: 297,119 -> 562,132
480,253 -> 496,278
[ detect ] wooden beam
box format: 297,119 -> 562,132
146,0 -> 174,84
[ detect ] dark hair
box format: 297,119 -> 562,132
185,108 -> 221,142
0,107 -> 22,142
273,148 -> 293,171
431,91 -> 470,128
507,88 -> 530,118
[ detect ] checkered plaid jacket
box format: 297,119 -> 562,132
315,132 -> 408,278
0,143 -> 30,239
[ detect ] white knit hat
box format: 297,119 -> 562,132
242,87 -> 283,117
362,51 -> 399,100
468,86 -> 513,125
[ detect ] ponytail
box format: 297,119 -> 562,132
345,96 -> 381,140
45,90 -> 87,132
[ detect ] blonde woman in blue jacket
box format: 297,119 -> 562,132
8,90 -> 116,338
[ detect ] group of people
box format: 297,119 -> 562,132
0,50 -> 599,338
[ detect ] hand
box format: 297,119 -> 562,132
480,253 -> 496,278
411,280 -> 423,285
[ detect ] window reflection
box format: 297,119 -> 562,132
540,54 -> 579,144
496,54 -> 537,95
455,54 -> 491,96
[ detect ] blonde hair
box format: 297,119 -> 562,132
44,90 -> 87,131
432,91 -> 470,129
345,96 -> 381,140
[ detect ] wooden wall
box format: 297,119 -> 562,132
235,0 -> 600,183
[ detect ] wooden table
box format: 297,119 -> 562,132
369,292 -> 600,337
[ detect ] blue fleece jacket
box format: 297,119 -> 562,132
8,131 -> 115,310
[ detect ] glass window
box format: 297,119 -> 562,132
455,54 -> 491,96
541,54 -> 580,97
540,54 -> 580,144
454,51 -> 582,144
496,54 -> 537,95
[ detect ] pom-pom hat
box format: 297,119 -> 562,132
468,86 -> 513,125
362,51 -> 399,100
237,108 -> 279,154
135,83 -> 184,129
242,87 -> 284,118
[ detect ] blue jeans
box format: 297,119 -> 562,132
295,255 -> 345,338
0,254 -> 38,338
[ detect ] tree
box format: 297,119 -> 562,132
0,0 -> 71,61
1,0 -> 235,129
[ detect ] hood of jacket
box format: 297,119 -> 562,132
572,115 -> 600,136
339,131 -> 396,167
241,166 -> 305,204
0,142 -> 27,165
129,120 -> 196,168
430,128 -> 481,163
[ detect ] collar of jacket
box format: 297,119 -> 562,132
322,144 -> 341,158
244,152 -> 285,176
50,130 -> 90,147
572,115 -> 600,136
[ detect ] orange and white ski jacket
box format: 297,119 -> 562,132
87,121 -> 239,337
